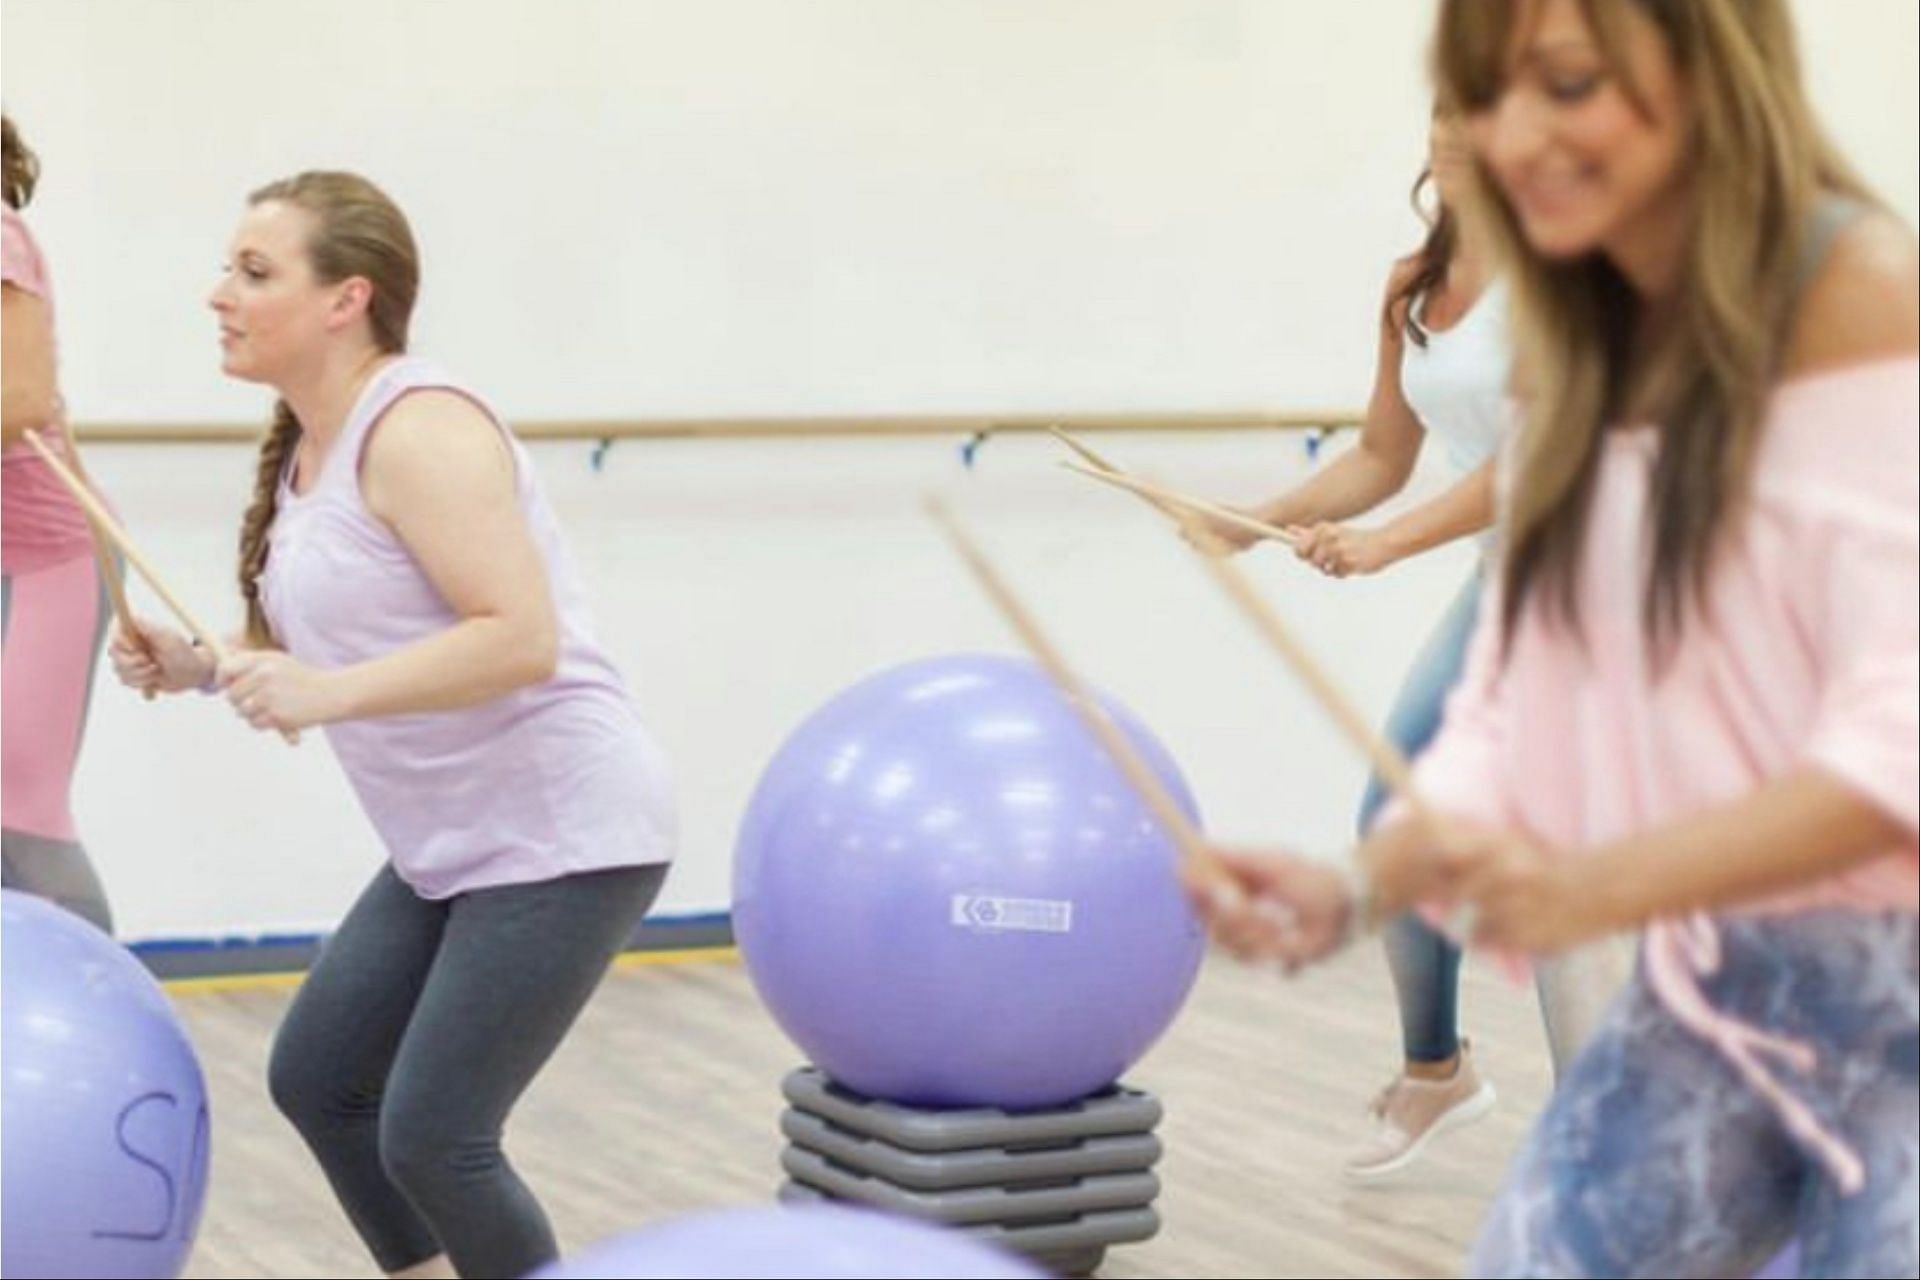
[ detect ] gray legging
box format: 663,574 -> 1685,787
269,860 -> 667,1279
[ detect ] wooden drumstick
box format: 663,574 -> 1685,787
1167,505 -> 1494,944
1174,506 -> 1435,826
1045,425 -> 1131,481
924,496 -> 1229,890
23,428 -> 300,745
50,429 -> 156,699
1059,460 -> 1300,549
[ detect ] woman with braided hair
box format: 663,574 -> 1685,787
111,170 -> 676,1280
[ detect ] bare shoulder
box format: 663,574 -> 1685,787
2,279 -> 50,317
362,387 -> 515,514
1784,209 -> 1920,378
1386,252 -> 1425,291
1382,253 -> 1428,307
1379,254 -> 1425,336
371,387 -> 500,444
366,388 -> 509,468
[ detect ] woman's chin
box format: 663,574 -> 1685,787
220,353 -> 264,383
1519,215 -> 1607,262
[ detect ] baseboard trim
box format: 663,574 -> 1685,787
133,911 -> 735,981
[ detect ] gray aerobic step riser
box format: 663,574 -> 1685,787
779,1145 -> 1159,1226
781,1067 -> 1162,1151
1033,1245 -> 1106,1279
779,1180 -> 1161,1254
781,1108 -> 1162,1190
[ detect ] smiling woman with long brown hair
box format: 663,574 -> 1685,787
1189,0 -> 1918,1273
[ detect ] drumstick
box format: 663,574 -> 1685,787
1173,506 -> 1435,826
1060,461 -> 1300,549
925,497 -> 1230,890
92,535 -> 139,640
51,430 -> 157,699
1048,426 -> 1197,527
23,429 -> 299,744
1049,431 -> 1415,797
24,430 -> 223,649
1048,433 -> 1399,790
1045,426 -> 1130,479
91,530 -> 156,702
1168,506 -> 1491,943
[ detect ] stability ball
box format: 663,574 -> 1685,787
528,1203 -> 1047,1279
1752,1240 -> 1801,1279
734,653 -> 1205,1109
2,890 -> 211,1280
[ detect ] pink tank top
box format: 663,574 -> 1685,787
258,357 -> 675,897
2,206 -> 94,574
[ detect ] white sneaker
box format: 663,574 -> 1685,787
1344,1041 -> 1497,1182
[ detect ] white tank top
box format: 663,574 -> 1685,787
1398,279 -> 1512,476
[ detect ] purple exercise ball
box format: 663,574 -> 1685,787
2,890 -> 211,1280
527,1204 -> 1047,1279
1751,1239 -> 1801,1279
733,653 -> 1206,1109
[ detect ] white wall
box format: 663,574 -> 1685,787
6,0 -> 1444,422
73,433 -> 1473,940
4,1 -> 1915,943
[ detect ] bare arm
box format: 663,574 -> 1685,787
217,390 -> 559,728
332,390 -> 559,716
1447,769 -> 1911,952
1196,762 -> 1908,969
1250,267 -> 1429,530
1578,770 -> 1904,928
1373,458 -> 1496,560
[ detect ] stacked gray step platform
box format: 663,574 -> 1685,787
778,1067 -> 1164,1277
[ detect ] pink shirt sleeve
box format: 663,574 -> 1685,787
1,207 -> 48,297
1786,361 -> 1920,833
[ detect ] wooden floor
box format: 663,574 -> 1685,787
175,945 -> 1556,1279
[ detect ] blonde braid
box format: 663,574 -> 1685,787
237,400 -> 300,648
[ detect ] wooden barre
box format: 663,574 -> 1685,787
70,410 -> 1363,447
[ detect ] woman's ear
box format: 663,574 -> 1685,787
328,276 -> 374,331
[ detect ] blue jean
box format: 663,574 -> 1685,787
1357,572 -> 1483,1065
1470,912 -> 1918,1278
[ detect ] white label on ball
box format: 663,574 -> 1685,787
950,894 -> 1074,933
